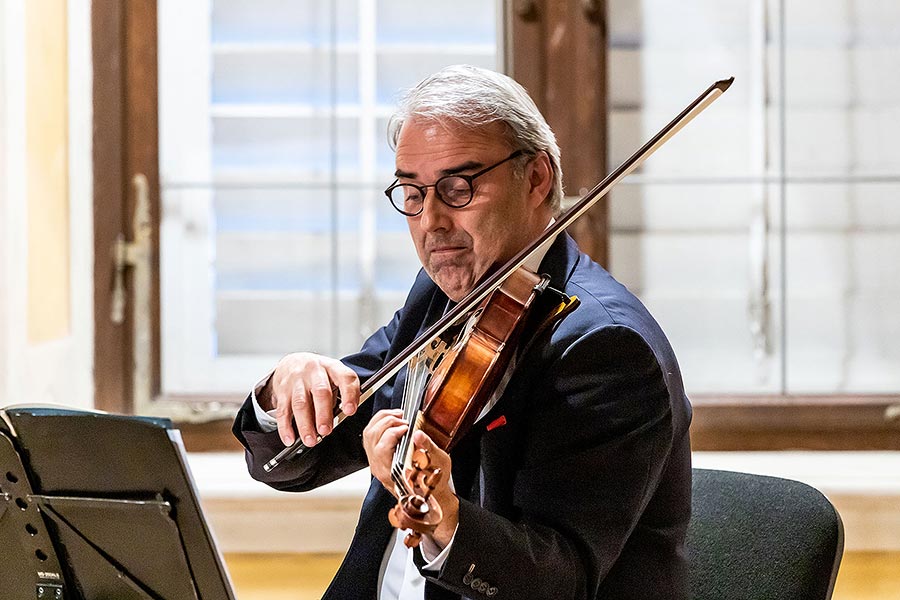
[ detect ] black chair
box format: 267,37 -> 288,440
688,468 -> 844,600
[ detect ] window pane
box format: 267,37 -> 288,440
607,0 -> 772,179
159,0 -> 499,394
785,183 -> 900,393
608,0 -> 900,396
609,182 -> 783,394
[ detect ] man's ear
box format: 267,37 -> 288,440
526,151 -> 554,208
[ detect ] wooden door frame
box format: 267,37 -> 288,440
92,0 -> 161,414
506,0 -> 609,266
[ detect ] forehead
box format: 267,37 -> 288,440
395,118 -> 510,169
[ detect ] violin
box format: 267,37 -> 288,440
387,266 -> 578,547
263,75 -> 733,542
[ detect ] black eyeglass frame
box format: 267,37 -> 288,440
384,149 -> 527,216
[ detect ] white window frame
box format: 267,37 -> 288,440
158,0 -> 501,395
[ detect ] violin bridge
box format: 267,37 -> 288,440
422,334 -> 451,371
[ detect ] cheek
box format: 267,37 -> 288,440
407,220 -> 426,255
470,211 -> 510,259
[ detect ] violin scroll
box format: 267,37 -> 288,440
388,448 -> 444,548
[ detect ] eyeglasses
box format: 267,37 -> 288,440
384,149 -> 525,217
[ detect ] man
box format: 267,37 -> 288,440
233,65 -> 691,600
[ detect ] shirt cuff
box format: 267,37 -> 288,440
419,524 -> 458,571
250,370 -> 278,433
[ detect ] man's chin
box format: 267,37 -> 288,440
429,268 -> 475,302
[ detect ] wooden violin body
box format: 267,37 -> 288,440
418,267 -> 548,452
389,266 -> 556,542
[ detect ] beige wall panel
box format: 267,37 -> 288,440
26,0 -> 70,343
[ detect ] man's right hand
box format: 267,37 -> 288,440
261,352 -> 359,447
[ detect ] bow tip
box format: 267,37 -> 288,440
716,77 -> 735,92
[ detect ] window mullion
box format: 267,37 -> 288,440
357,0 -> 378,340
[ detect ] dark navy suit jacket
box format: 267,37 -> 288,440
233,234 -> 692,600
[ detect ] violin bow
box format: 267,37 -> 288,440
264,76 -> 733,472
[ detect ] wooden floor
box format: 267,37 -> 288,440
225,554 -> 339,600
224,551 -> 900,599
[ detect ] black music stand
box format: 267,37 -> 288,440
0,406 -> 236,600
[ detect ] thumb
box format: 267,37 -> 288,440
411,429 -> 451,471
412,429 -> 434,451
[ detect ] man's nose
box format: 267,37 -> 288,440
418,187 -> 452,232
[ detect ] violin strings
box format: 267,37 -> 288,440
391,353 -> 421,495
391,349 -> 432,497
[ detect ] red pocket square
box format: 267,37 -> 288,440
486,415 -> 507,431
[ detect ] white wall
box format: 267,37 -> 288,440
62,0 -> 95,409
0,0 -> 94,409
0,0 -> 26,409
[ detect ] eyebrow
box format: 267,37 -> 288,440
394,160 -> 486,180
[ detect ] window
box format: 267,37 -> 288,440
607,0 -> 900,397
158,0 -> 501,395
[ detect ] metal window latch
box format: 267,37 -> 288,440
111,174 -> 152,325
110,174 -> 154,413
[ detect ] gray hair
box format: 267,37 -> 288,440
387,65 -> 564,213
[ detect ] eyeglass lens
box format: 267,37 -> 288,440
388,177 -> 472,213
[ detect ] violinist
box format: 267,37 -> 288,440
233,65 -> 692,600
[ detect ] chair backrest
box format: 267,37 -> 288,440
687,468 -> 844,600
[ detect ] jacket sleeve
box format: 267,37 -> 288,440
422,325 -> 676,600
